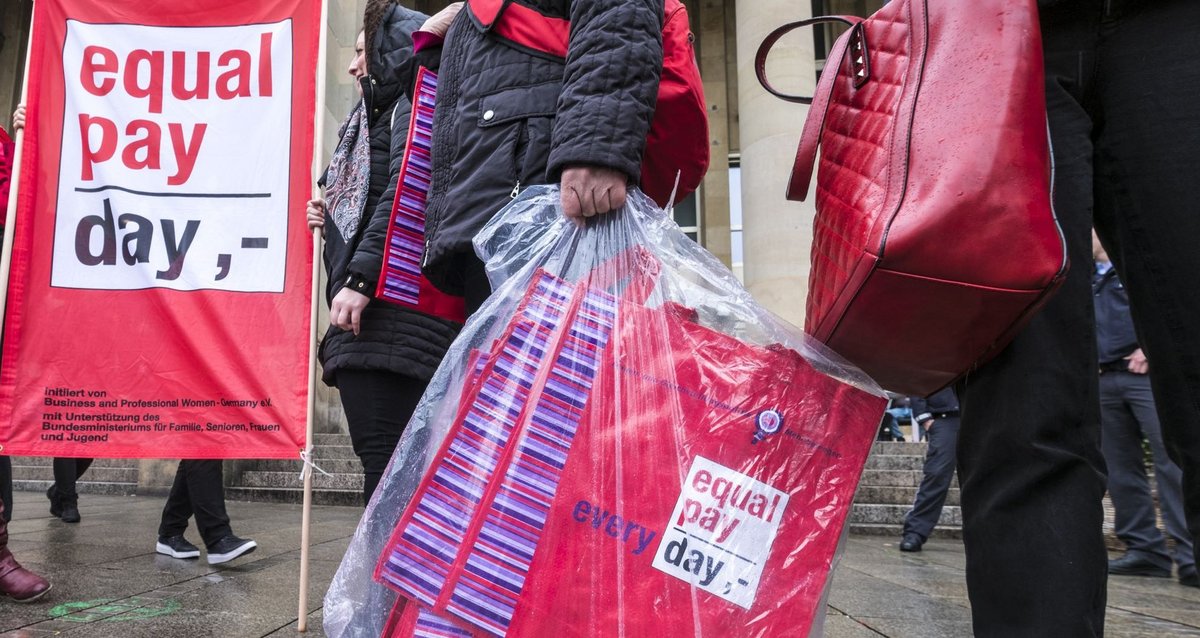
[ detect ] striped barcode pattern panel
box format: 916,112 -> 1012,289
413,607 -> 475,638
379,67 -> 437,306
443,291 -> 617,635
379,271 -> 618,637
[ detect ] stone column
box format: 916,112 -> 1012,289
696,0 -> 731,266
734,0 -> 815,326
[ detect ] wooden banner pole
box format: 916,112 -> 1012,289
298,0 -> 330,630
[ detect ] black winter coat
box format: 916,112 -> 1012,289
320,5 -> 460,386
416,0 -> 664,293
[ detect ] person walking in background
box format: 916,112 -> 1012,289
1094,233 -> 1196,586
899,387 -> 959,553
9,105 -> 94,526
155,460 -> 256,565
46,458 -> 92,523
306,0 -> 460,506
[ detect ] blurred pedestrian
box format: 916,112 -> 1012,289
155,460 -> 256,564
8,105 -> 94,525
46,458 -> 92,523
1094,234 -> 1195,585
899,387 -> 959,552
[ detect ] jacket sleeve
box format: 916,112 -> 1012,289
547,0 -> 663,184
348,100 -> 411,289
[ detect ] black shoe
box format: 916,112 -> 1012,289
206,535 -> 257,565
1180,566 -> 1199,588
899,533 -> 924,552
1108,553 -> 1171,577
156,535 -> 201,559
46,486 -> 61,518
59,503 -> 80,524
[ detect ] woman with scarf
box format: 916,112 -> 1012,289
306,2 -> 460,505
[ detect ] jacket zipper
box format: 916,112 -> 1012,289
510,120 -> 527,199
422,31 -> 467,270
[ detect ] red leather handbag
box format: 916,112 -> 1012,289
755,0 -> 1067,396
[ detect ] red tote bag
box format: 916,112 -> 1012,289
755,0 -> 1067,396
376,267 -> 885,637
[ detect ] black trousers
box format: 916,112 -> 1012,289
958,1 -> 1200,635
902,416 -> 959,541
157,460 -> 232,547
51,457 -> 94,503
337,369 -> 428,506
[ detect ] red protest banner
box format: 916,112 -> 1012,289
0,0 -> 321,459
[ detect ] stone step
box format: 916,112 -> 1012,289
304,445 -> 358,460
869,441 -> 927,456
11,479 -> 137,497
855,485 -> 960,507
850,522 -> 963,539
250,458 -> 362,474
862,454 -> 927,472
858,469 -> 925,488
311,433 -> 353,445
851,503 -> 961,527
9,457 -> 140,469
8,465 -> 138,483
225,486 -> 362,507
239,470 -> 364,491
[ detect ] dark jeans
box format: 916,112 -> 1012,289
157,460 -> 232,547
1101,370 -> 1193,571
51,457 -> 94,503
337,370 -> 428,505
958,2 -> 1200,635
902,417 -> 959,540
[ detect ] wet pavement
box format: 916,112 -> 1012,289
2,492 -> 1199,637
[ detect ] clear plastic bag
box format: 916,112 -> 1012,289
323,186 -> 886,638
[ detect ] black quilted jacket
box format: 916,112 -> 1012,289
416,0 -> 664,293
319,4 -> 461,386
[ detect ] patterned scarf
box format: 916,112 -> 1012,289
326,102 -> 371,241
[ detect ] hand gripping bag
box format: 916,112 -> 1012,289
755,0 -> 1067,396
323,186 -> 886,638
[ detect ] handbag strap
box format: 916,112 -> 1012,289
755,16 -> 863,201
